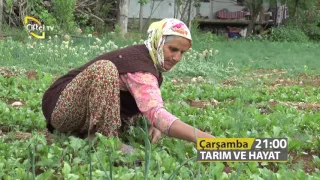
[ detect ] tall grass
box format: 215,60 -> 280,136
140,118 -> 151,180
1,35 -> 319,80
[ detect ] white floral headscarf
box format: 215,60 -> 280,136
144,18 -> 192,72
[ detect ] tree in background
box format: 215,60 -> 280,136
0,0 -> 119,36
73,0 -> 117,34
0,0 -> 3,34
280,0 -> 320,41
187,0 -> 194,28
138,0 -> 148,33
52,0 -> 76,33
169,0 -> 198,29
117,0 -> 129,37
245,0 -> 265,36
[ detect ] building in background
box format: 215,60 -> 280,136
128,0 -> 288,38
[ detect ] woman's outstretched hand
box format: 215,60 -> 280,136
168,119 -> 215,143
149,126 -> 162,144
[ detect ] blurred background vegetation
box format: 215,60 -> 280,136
0,0 -> 319,43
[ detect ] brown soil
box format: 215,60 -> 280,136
223,162 -> 233,173
0,130 -> 53,145
170,77 -> 206,85
0,67 -> 43,80
1,98 -> 22,105
0,67 -> 25,78
221,69 -> 320,88
256,70 -> 320,87
0,98 -> 26,108
26,70 -> 40,80
187,99 -> 220,108
269,99 -> 320,111
268,75 -> 320,87
254,69 -> 288,74
0,130 -> 32,140
222,77 -> 238,86
257,105 -> 274,114
185,68 -> 320,112
289,151 -> 319,173
187,98 -> 320,112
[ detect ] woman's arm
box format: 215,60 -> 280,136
168,119 -> 215,143
119,72 -> 179,135
119,72 -> 215,143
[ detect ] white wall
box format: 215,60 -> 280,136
196,0 -> 270,19
197,2 -> 212,18
128,0 -> 271,20
197,0 -> 245,19
129,0 -> 175,19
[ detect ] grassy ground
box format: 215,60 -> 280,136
0,32 -> 319,77
0,33 -> 319,179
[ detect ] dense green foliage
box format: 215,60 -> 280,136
0,36 -> 319,179
268,26 -> 310,43
52,0 -> 77,33
1,1 -> 319,178
2,0 -> 320,42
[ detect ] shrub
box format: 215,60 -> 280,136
52,0 -> 77,33
302,24 -> 320,42
285,7 -> 320,42
190,21 -> 227,50
268,26 -> 309,43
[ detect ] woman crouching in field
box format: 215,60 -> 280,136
42,18 -> 215,154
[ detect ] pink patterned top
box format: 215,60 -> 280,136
119,72 -> 178,135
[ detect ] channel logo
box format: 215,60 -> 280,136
24,16 -> 54,39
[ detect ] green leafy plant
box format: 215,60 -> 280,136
268,26 -> 310,43
52,0 -> 77,33
0,35 -> 319,179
